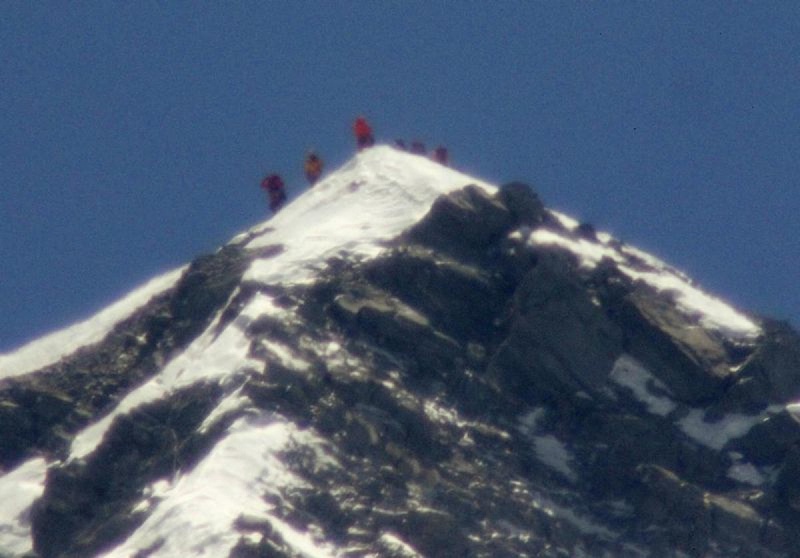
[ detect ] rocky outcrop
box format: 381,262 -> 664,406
0,245 -> 249,471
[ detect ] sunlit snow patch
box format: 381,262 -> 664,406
677,406 -> 781,451
378,532 -> 422,557
0,457 -> 48,555
609,355 -> 677,417
786,402 -> 800,423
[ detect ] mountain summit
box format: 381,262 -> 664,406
2,146 -> 800,557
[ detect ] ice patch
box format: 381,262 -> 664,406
518,408 -> 578,481
533,435 -> 578,482
727,461 -> 766,486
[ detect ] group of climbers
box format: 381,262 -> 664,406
394,139 -> 449,165
260,116 -> 449,213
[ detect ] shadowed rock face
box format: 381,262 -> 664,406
6,183 -> 800,557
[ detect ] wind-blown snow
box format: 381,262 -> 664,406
528,214 -> 760,340
0,266 -> 186,380
242,146 -> 495,287
0,457 -> 48,555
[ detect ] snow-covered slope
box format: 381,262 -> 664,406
240,145 -> 495,286
3,145 -> 799,558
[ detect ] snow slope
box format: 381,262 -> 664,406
242,145 -> 495,286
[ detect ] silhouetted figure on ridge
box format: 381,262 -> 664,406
353,116 -> 375,150
261,173 -> 287,213
433,146 -> 449,166
304,152 -> 323,185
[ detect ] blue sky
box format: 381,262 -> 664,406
2,3 -> 799,352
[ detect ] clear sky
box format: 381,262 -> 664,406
2,2 -> 798,352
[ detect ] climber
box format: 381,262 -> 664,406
304,152 -> 324,185
433,146 -> 449,166
260,173 -> 287,213
410,141 -> 426,155
353,116 -> 375,150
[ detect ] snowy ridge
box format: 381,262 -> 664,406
526,212 -> 761,340
0,266 -> 186,380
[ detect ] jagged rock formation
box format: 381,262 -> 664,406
2,147 -> 800,558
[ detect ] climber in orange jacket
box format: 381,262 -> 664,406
304,152 -> 323,185
353,116 -> 374,150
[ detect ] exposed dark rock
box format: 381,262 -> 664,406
634,465 -> 768,556
736,320 -> 800,403
497,181 -> 546,227
31,382 -> 223,558
405,184 -> 515,261
488,253 -> 623,402
613,284 -> 734,403
733,411 -> 800,465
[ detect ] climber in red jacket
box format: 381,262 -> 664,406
260,173 -> 287,213
353,116 -> 375,150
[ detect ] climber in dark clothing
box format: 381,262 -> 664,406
353,116 -> 375,150
261,173 -> 287,213
410,141 -> 426,155
433,146 -> 449,166
304,152 -> 323,185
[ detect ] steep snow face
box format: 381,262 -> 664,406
526,213 -> 761,340
242,145 -> 495,286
